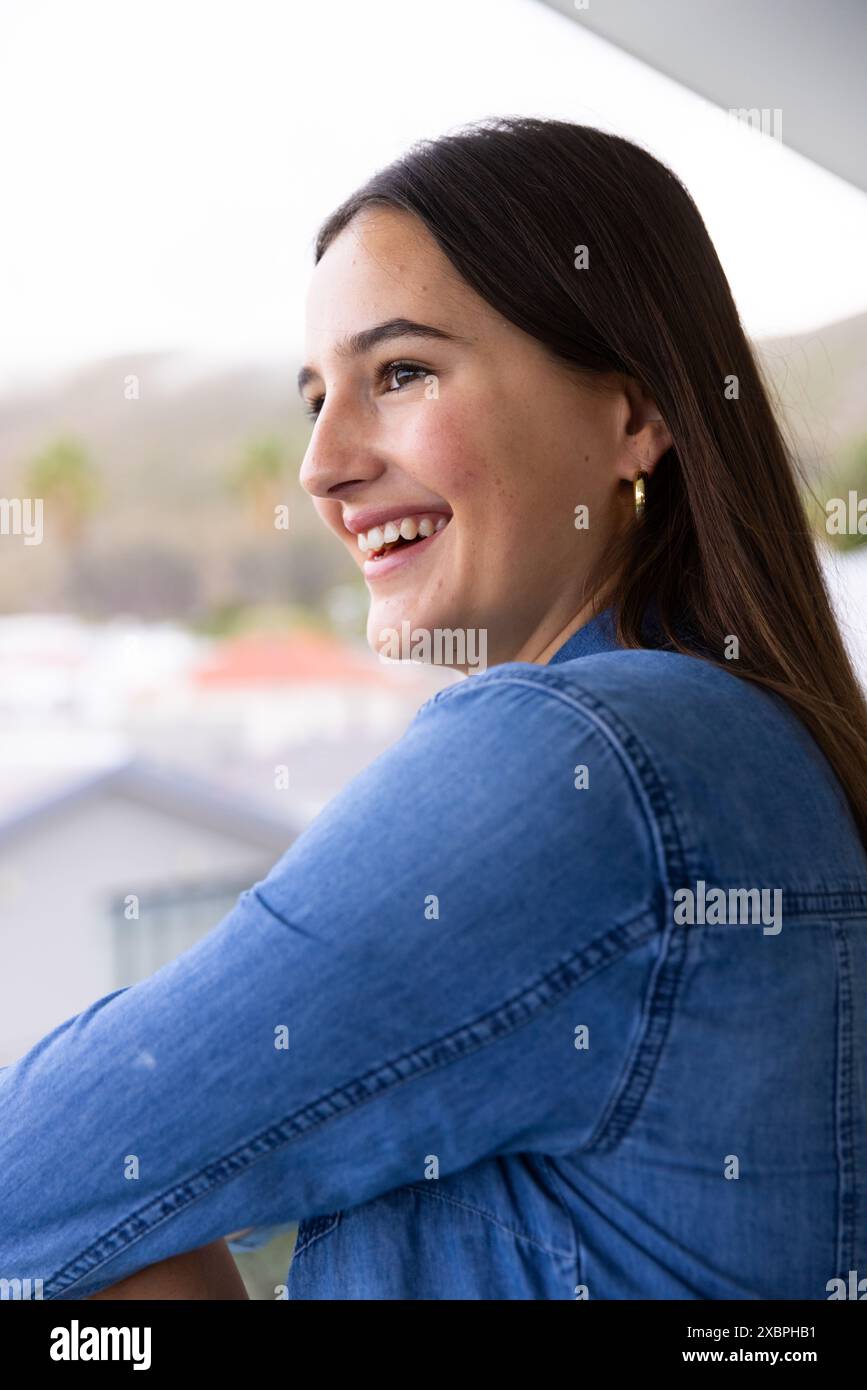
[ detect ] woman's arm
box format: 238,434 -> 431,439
0,671 -> 655,1297
86,1238 -> 248,1300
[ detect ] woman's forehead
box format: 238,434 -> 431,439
304,209 -> 475,347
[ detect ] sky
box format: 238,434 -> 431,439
1,0 -> 866,391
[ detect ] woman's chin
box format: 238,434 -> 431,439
365,601 -> 491,675
367,602 -> 445,664
367,604 -> 420,659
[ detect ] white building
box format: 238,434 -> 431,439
0,759 -> 296,1067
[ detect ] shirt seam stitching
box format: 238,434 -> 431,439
400,1182 -> 575,1260
831,920 -> 857,1277
537,1154 -> 580,1267
431,672 -> 867,906
484,677 -> 691,1153
291,1212 -> 341,1259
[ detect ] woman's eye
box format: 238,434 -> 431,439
302,362 -> 428,422
381,361 -> 427,392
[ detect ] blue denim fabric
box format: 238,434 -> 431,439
2,606 -> 867,1299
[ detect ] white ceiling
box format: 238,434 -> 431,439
536,0 -> 867,193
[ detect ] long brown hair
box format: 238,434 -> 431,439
314,116 -> 867,848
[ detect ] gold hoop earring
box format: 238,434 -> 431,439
634,469 -> 648,521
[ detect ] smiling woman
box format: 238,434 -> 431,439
2,116 -> 867,1303
295,218 -> 655,670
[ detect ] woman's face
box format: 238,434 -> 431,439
299,207 -> 663,668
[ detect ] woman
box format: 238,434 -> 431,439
3,117 -> 867,1301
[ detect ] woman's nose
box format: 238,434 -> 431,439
298,401 -> 385,501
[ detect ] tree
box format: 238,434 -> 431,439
229,435 -> 290,532
25,435 -> 101,544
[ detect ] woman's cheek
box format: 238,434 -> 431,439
399,401 -> 482,499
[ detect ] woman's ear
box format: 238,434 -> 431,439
618,375 -> 673,480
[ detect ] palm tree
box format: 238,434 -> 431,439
229,435 -> 290,532
25,436 -> 100,544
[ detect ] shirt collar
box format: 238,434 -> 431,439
547,598 -> 698,666
547,606 -> 622,665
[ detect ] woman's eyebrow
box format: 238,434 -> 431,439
297,317 -> 473,395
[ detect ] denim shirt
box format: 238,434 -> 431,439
2,606 -> 867,1299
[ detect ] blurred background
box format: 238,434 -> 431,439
1,0 -> 866,1296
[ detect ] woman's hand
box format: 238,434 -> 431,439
86,1237 -> 249,1300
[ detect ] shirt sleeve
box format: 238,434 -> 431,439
0,665 -> 662,1298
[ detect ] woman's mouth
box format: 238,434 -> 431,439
355,512 -> 451,578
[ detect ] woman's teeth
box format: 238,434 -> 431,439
358,513 -> 449,557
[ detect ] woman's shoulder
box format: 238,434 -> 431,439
422,644 -> 823,790
408,646 -> 725,828
415,649 -> 748,809
426,643 -> 756,741
419,646 -> 864,882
